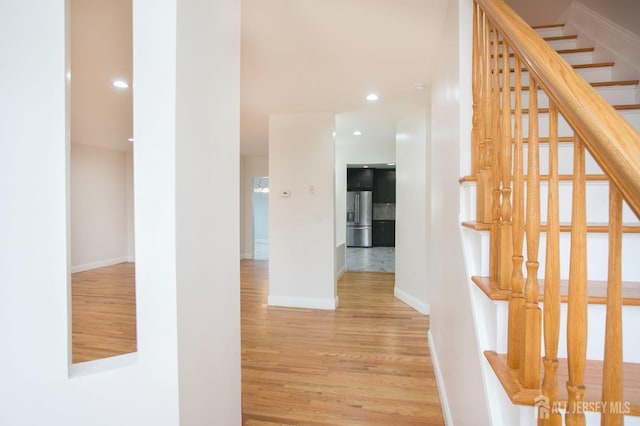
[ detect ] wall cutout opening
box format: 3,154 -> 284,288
252,177 -> 269,260
69,0 -> 136,364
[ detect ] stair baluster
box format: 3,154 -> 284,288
566,135 -> 588,426
499,41 -> 513,291
490,24 -> 502,286
507,55 -> 525,370
472,3 -> 480,193
480,11 -> 493,225
601,186 -> 624,426
520,77 -> 542,389
541,101 -> 562,426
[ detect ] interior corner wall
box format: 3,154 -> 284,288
568,0 -> 640,37
173,0 -> 241,423
70,143 -> 130,272
505,0 -> 571,26
240,154 -> 268,259
125,150 -> 135,261
394,108 -> 430,315
427,0 -> 491,424
268,112 -> 337,310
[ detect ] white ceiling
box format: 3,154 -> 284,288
71,0 -> 448,155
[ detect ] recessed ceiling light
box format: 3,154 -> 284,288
387,162 -> 395,166
353,130 -> 362,136
128,138 -> 134,142
113,80 -> 129,89
363,165 -> 369,168
365,93 -> 379,101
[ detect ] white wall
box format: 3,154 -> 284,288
0,0 -> 241,424
173,0 -> 241,423
240,154 -> 268,259
268,112 -> 337,309
125,150 -> 135,261
394,108 -> 430,315
505,0 -> 571,26
568,0 -> 640,37
427,0 -> 492,424
70,144 -> 130,271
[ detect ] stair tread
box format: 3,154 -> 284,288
532,24 -> 565,30
471,275 -> 640,306
485,351 -> 640,416
511,79 -> 639,92
461,221 -> 640,233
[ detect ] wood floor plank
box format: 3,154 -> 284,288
72,260 -> 444,424
72,262 -> 137,363
241,260 -> 444,425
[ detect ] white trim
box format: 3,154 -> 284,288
69,352 -> 138,378
428,330 -> 453,425
394,286 -> 430,315
240,253 -> 252,260
70,257 -> 129,273
127,255 -> 136,263
267,295 -> 339,310
566,1 -> 640,74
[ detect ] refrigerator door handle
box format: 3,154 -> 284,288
355,193 -> 360,224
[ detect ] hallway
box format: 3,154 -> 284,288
241,260 -> 443,425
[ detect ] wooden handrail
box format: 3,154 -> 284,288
475,0 -> 640,220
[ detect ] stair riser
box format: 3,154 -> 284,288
498,38 -> 577,55
493,301 -> 640,362
470,230 -> 640,281
503,66 -> 613,86
522,142 -> 603,175
517,110 -> 640,137
506,51 -> 594,68
461,181 -> 640,225
534,27 -> 566,38
510,85 -> 638,109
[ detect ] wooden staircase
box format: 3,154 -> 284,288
465,2 -> 640,425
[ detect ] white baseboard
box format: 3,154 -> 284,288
394,287 -> 430,315
71,257 -> 129,273
240,253 -> 252,260
566,1 -> 640,74
428,330 -> 453,426
127,255 -> 135,263
267,295 -> 339,310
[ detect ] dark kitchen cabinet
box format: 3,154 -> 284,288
373,169 -> 396,203
372,220 -> 395,247
347,168 -> 374,190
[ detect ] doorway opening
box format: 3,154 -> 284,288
346,165 -> 396,272
252,176 -> 269,260
69,0 -> 136,364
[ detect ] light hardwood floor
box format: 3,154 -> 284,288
241,260 -> 443,425
72,260 -> 444,424
72,262 -> 137,363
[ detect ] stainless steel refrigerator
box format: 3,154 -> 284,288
346,190 -> 372,247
